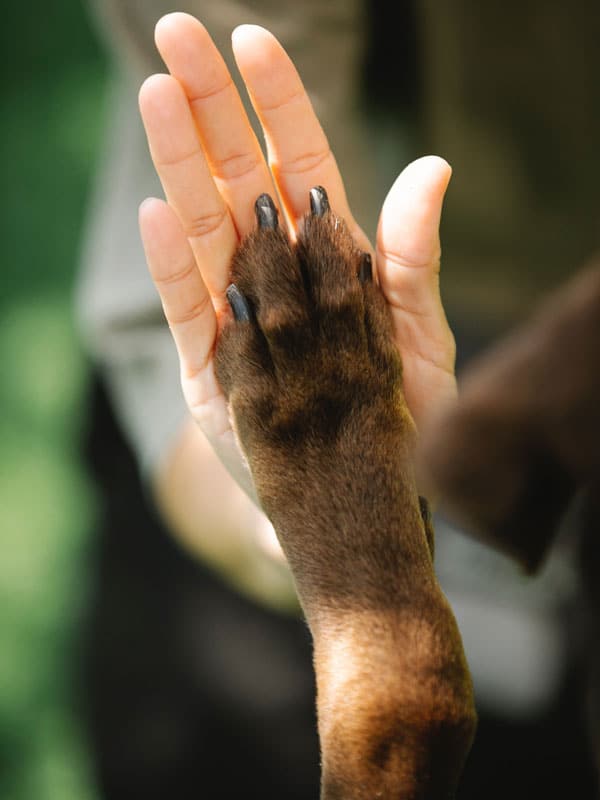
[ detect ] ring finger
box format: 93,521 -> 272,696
154,12 -> 278,240
231,24 -> 372,253
138,72 -> 238,312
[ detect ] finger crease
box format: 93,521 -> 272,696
154,260 -> 197,287
155,147 -> 203,170
184,207 -> 229,239
389,300 -> 432,319
189,77 -> 234,105
168,293 -> 212,326
183,353 -> 212,381
187,389 -> 224,417
211,151 -> 262,182
377,245 -> 441,273
411,349 -> 456,378
260,87 -> 304,113
278,147 -> 332,177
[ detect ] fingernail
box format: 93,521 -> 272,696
226,283 -> 252,322
358,252 -> 373,284
255,193 -> 279,229
309,186 -> 330,217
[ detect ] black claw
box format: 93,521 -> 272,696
358,252 -> 373,284
226,283 -> 252,322
255,193 -> 279,229
309,185 -> 330,217
419,496 -> 432,525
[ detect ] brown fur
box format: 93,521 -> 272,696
418,260 -> 600,781
215,201 -> 476,798
419,260 -> 600,572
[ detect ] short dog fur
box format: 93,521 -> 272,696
215,188 -> 476,799
419,260 -> 600,572
418,259 -> 600,780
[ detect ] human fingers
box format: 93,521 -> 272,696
138,73 -> 238,310
231,24 -> 371,252
377,156 -> 455,369
154,13 -> 277,238
138,198 -> 224,415
376,156 -> 457,428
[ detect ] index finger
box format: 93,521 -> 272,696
154,13 -> 278,238
138,73 -> 238,306
232,25 -> 372,253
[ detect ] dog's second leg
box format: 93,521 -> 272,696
419,260 -> 600,572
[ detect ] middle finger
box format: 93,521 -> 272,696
232,24 -> 372,254
155,13 -> 278,238
139,72 -> 238,305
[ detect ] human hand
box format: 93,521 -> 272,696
138,13 -> 456,500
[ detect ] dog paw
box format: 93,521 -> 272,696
215,187 -> 409,465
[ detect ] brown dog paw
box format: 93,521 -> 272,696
214,188 -> 421,607
215,187 -> 404,456
215,188 -> 476,799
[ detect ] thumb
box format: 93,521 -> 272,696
376,155 -> 451,317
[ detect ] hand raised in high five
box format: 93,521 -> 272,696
138,12 -> 456,501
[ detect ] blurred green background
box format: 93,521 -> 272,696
0,3 -> 107,797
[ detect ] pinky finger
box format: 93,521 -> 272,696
139,197 -> 217,381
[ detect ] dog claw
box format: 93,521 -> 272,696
226,283 -> 252,322
419,496 -> 432,525
309,185 -> 330,217
358,252 -> 373,284
255,193 -> 279,229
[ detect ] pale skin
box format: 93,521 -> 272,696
137,13 -> 456,610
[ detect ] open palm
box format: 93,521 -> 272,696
138,13 -> 456,500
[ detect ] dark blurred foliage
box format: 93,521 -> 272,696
0,0 -> 107,298
0,2 -> 107,798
